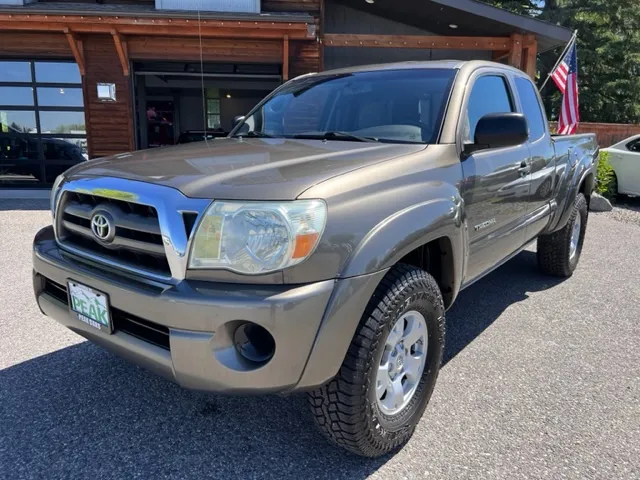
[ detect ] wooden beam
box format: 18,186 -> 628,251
63,28 -> 85,75
324,34 -> 511,51
111,30 -> 130,76
507,33 -> 523,69
0,14 -> 315,40
522,34 -> 538,79
283,35 -> 289,81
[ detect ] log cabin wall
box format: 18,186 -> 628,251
0,32 -> 71,57
83,35 -> 135,158
264,0 -> 322,77
127,37 -> 284,63
289,39 -> 321,78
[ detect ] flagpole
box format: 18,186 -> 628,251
539,30 -> 578,91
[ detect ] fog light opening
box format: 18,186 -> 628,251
234,323 -> 275,364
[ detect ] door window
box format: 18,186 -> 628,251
514,76 -> 546,141
464,75 -> 513,143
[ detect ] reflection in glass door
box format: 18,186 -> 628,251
146,100 -> 175,148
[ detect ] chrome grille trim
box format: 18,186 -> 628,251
54,177 -> 211,283
61,220 -> 166,256
64,200 -> 162,236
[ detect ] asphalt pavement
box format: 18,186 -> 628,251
0,199 -> 638,479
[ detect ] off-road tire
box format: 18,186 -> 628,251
537,192 -> 588,277
308,264 -> 445,457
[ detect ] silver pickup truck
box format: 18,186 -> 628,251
33,61 -> 598,457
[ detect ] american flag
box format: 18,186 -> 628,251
551,42 -> 579,135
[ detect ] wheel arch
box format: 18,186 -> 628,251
339,196 -> 466,307
548,151 -> 597,233
295,196 -> 466,391
579,172 -> 594,203
396,236 -> 457,309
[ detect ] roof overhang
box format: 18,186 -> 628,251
0,6 -> 317,40
336,0 -> 572,52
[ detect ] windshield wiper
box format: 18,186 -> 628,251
233,131 -> 274,138
292,131 -> 378,142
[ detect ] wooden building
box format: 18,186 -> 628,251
0,0 -> 571,187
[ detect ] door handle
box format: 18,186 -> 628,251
518,161 -> 531,177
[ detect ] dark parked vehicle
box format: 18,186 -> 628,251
1,132 -> 86,182
33,61 -> 598,457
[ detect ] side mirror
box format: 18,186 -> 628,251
232,115 -> 245,129
463,112 -> 529,156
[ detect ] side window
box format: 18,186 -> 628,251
515,76 -> 546,141
465,75 -> 513,142
626,139 -> 640,153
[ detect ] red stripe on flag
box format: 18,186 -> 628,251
571,73 -> 579,122
558,73 -> 579,135
552,62 -> 569,93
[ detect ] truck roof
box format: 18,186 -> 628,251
303,60 -> 527,78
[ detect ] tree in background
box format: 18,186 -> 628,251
484,0 -> 640,124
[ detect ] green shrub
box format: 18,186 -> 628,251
596,151 -> 617,198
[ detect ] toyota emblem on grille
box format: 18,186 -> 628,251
91,211 -> 115,243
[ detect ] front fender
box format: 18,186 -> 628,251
294,192 -> 466,391
340,190 -> 466,301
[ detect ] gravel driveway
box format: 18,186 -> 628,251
1,199 -> 638,480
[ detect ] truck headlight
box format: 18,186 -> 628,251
50,174 -> 65,218
188,200 -> 327,274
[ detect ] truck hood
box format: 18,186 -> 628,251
66,138 -> 425,200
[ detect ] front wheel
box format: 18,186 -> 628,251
537,192 -> 588,277
308,264 -> 445,457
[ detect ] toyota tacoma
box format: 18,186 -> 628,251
33,61 -> 598,457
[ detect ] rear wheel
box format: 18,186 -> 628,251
537,192 -> 588,277
308,264 -> 445,457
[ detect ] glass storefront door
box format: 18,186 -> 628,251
0,60 -> 86,187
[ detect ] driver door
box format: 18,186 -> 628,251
460,74 -> 532,283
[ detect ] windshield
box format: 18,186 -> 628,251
231,68 -> 457,144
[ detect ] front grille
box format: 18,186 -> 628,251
57,191 -> 171,277
41,277 -> 170,351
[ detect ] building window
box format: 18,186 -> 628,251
0,60 -> 86,187
206,90 -> 221,129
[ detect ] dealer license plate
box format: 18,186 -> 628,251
67,281 -> 112,333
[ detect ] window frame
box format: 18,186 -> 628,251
0,58 -> 85,186
625,137 -> 640,153
457,70 -> 516,149
512,73 -> 548,143
206,93 -> 221,130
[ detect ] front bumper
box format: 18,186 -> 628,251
33,226 -> 386,394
